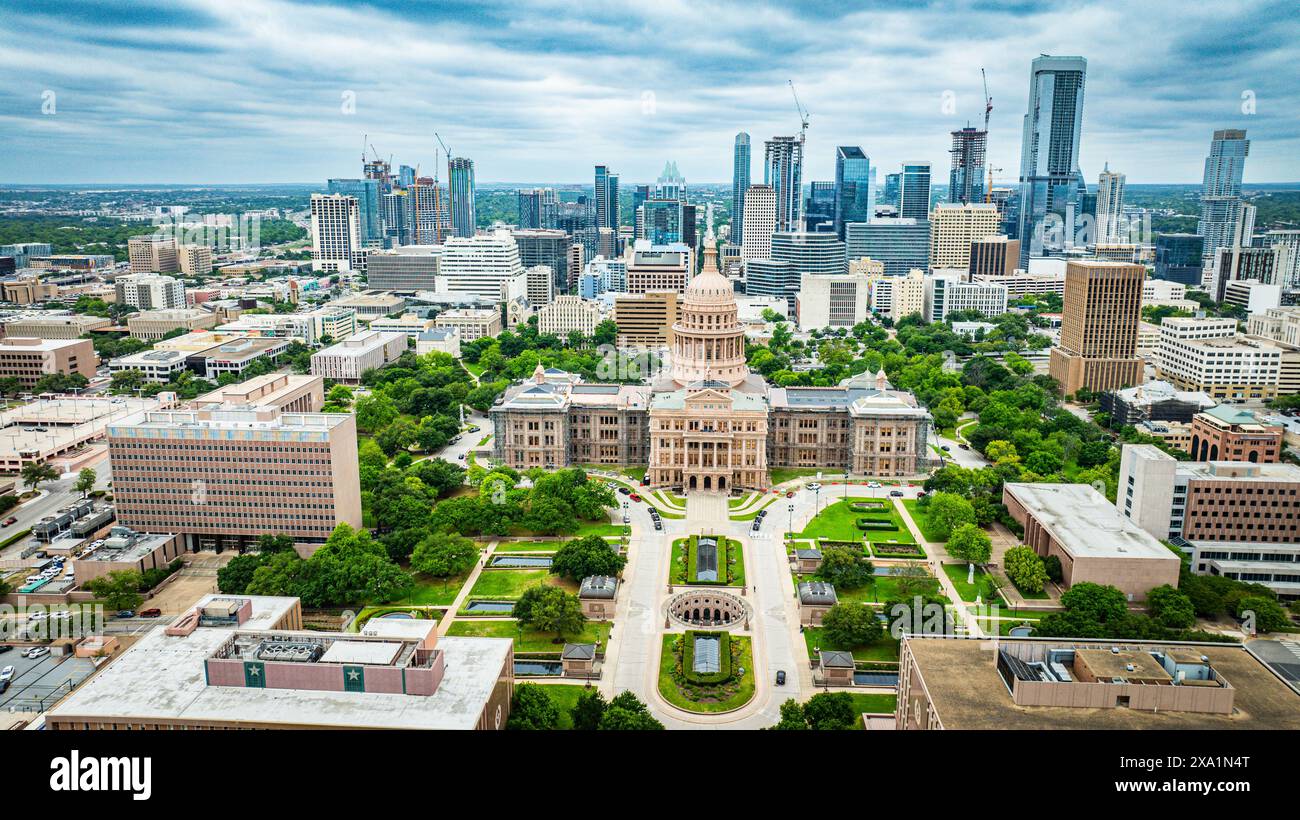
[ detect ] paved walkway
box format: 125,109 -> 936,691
891,497 -> 983,638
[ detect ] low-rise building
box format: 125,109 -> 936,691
368,313 -> 436,339
434,308 -> 502,342
537,295 -> 605,338
798,581 -> 837,626
1098,381 -> 1216,429
193,373 -> 324,414
334,293 -> 407,320
1156,319 -> 1282,401
310,330 -> 407,383
1,314 -> 110,340
44,594 -> 514,730
127,308 -> 217,341
415,327 -> 461,358
1187,405 -> 1283,462
613,291 -> 677,348
1002,482 -> 1181,601
578,575 -> 619,620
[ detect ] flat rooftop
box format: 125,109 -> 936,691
46,595 -> 512,730
1004,483 -> 1174,561
0,396 -> 162,459
905,637 -> 1300,730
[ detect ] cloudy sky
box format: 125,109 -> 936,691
2,0 -> 1297,186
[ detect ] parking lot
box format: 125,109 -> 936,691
0,646 -> 96,712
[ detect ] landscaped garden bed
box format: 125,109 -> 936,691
658,632 -> 755,713
671,535 -> 745,586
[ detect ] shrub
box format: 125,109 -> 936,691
681,631 -> 732,685
1004,545 -> 1048,594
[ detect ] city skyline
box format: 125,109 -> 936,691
0,0 -> 1297,185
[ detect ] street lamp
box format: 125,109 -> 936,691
788,502 -> 794,539
843,470 -> 849,501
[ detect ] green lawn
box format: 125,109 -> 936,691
798,498 -> 915,545
942,563 -> 999,602
536,683 -> 591,730
847,694 -> 897,726
657,634 -> 756,713
507,518 -> 627,539
731,495 -> 780,521
466,569 -> 574,600
817,574 -> 946,605
578,464 -> 647,481
672,536 -> 745,586
802,627 -> 900,663
901,499 -> 948,542
770,467 -> 826,486
392,575 -> 471,606
447,618 -> 610,653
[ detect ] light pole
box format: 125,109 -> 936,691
787,502 -> 794,540
843,470 -> 849,501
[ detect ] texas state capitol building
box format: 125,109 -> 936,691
491,238 -> 933,491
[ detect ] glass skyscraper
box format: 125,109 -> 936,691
764,136 -> 803,233
732,132 -> 751,245
948,127 -> 987,205
834,146 -> 874,237
448,157 -> 476,238
327,178 -> 382,245
1014,55 -> 1088,267
1197,129 -> 1251,267
594,165 -> 619,230
899,162 -> 932,221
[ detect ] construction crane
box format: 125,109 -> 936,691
788,80 -> 809,227
981,69 -> 995,204
432,132 -> 454,243
981,67 -> 993,132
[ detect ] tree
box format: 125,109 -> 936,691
817,545 -> 875,589
571,687 -> 607,731
74,467 -> 97,497
550,535 -> 626,581
771,698 -> 811,730
1003,545 -> 1048,594
20,461 -> 59,493
84,570 -> 144,611
801,692 -> 858,730
256,534 -> 295,553
512,585 -> 587,640
592,319 -> 619,347
1236,595 -> 1290,633
924,492 -> 976,539
598,691 -> 664,730
1059,582 -> 1129,624
354,393 -> 398,434
217,554 -> 265,595
410,532 -> 479,578
1146,584 -> 1196,630
506,683 -> 560,730
821,602 -> 884,648
946,524 -> 992,564
406,458 -> 466,497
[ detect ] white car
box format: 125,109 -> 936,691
25,646 -> 50,659
0,665 -> 13,682
867,481 -> 882,489
26,611 -> 47,621
807,482 -> 822,491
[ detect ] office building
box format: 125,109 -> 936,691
896,635 -> 1300,730
326,178 -> 382,244
1264,230 -> 1300,288
407,177 -> 451,245
1213,244 -> 1289,302
1098,381 -> 1215,429
626,243 -> 691,294
310,329 -> 407,383
1,314 -> 110,340
434,308 -> 502,342
0,242 -> 52,269
923,271 -> 1008,323
898,162 -> 932,221
0,337 -> 95,386
1154,233 -> 1205,285
1187,405 -> 1283,463
1095,164 -> 1127,244
764,136 -> 803,232
594,165 -> 619,230
512,229 -> 569,294
929,203 -> 1001,271
333,293 -> 406,321
365,246 -> 441,292
747,232 -> 846,314
741,184 -> 777,263
537,295 -> 606,338
613,291 -> 677,349
310,193 -> 363,273
367,314 -> 435,340
1003,482 -> 1180,600
1015,55 -> 1089,266
127,308 -> 217,341
1198,129 -> 1251,269
968,235 -> 1020,276
107,403 -> 363,551
844,219 -> 930,277
833,146 -> 873,238
438,230 -> 524,298
1155,316 -> 1281,401
127,235 -> 179,274
115,273 -> 186,310
175,244 -> 212,277
1048,260 -> 1144,395
732,133 -> 751,244
194,373 -> 325,415
523,264 -> 554,307
44,594 -> 513,730
517,187 -> 558,230
948,127 -> 987,205
447,157 -> 476,238
796,269 -> 872,329
640,199 -> 684,245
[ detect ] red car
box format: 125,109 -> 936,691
629,494 -> 642,502
1,517 -> 15,527
139,608 -> 162,618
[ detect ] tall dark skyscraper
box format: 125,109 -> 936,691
732,132 -> 751,244
594,165 -> 619,230
834,146 -> 873,237
899,162 -> 932,221
948,126 -> 987,205
632,184 -> 651,238
1197,129 -> 1252,268
1015,54 -> 1088,266
327,178 -> 381,245
517,188 -> 557,230
764,136 -> 803,233
806,182 -> 836,232
448,157 -> 476,238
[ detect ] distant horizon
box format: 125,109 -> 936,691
4,180 -> 1300,191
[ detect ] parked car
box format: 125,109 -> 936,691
941,445 -> 951,452
958,443 -> 970,450
139,608 -> 162,618
916,490 -> 927,498
889,489 -> 905,497
25,646 -> 49,659
629,494 -> 641,502
786,491 -> 795,498
807,482 -> 822,491
654,522 -> 663,531
867,481 -> 881,489
0,645 -> 12,655
1,516 -> 15,527
775,670 -> 786,686
116,610 -> 135,619
617,487 -> 631,495
0,665 -> 14,682
0,680 -> 8,694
